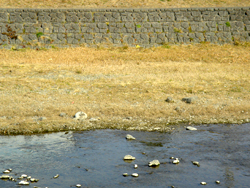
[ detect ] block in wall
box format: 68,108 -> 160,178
38,12 -> 51,22
78,12 -> 92,22
0,12 -> 8,23
9,12 -> 23,23
50,12 -> 66,22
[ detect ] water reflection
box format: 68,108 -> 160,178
0,123 -> 249,188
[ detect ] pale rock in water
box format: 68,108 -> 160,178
0,175 -> 10,179
126,134 -> 136,140
18,180 -> 29,185
172,158 -> 180,164
74,112 -> 87,120
123,155 -> 136,160
148,159 -> 160,167
131,173 -> 139,177
186,126 -> 197,131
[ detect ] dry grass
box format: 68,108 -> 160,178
1,0 -> 250,8
0,43 -> 250,134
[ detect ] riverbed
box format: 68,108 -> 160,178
1,123 -> 250,188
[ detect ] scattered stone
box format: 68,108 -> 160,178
131,173 -> 139,177
165,97 -> 174,103
21,174 -> 27,178
73,111 -> 87,120
53,174 -> 59,179
182,97 -> 198,104
38,117 -> 47,121
172,158 -> 180,164
18,180 -> 29,185
186,126 -> 197,131
134,164 -> 138,169
215,180 -> 220,184
30,178 -> 39,182
126,134 -> 136,140
3,169 -> 10,174
1,175 -> 10,179
148,159 -> 160,167
170,157 -> 174,159
200,182 -> 207,185
76,184 -> 81,187
123,173 -> 129,177
192,161 -> 200,166
59,113 -> 67,117
27,176 -> 31,181
124,155 -> 136,160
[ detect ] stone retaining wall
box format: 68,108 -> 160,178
0,7 -> 250,49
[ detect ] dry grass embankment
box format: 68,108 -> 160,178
0,43 -> 249,134
1,0 -> 250,9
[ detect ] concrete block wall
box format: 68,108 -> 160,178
0,7 -> 250,49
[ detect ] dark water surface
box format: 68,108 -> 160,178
0,123 -> 250,188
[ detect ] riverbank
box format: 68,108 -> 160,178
0,43 -> 250,135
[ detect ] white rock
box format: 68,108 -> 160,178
21,174 -> 27,178
131,173 -> 139,177
124,155 -> 136,160
192,161 -> 199,165
148,159 -> 160,167
76,184 -> 81,187
123,173 -> 129,177
215,180 -> 220,184
53,174 -> 59,179
18,180 -> 29,185
3,170 -> 10,174
74,111 -> 87,120
173,158 -> 180,164
200,182 -> 207,185
126,134 -> 136,140
0,175 -> 10,179
30,178 -> 39,182
134,164 -> 138,169
186,126 -> 197,131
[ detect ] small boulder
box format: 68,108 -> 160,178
59,113 -> 67,117
186,126 -> 197,131
123,155 -> 136,160
126,134 -> 136,140
18,180 -> 29,185
165,97 -> 174,103
123,173 -> 129,177
182,97 -> 198,104
0,175 -> 10,179
148,159 -> 160,167
192,161 -> 200,166
172,158 -> 180,164
200,182 -> 207,185
131,173 -> 139,177
74,112 -> 87,120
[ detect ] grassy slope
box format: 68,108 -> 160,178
0,44 -> 249,134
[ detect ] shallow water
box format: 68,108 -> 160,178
0,123 -> 250,188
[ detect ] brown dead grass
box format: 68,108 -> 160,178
0,43 -> 250,134
1,0 -> 250,8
